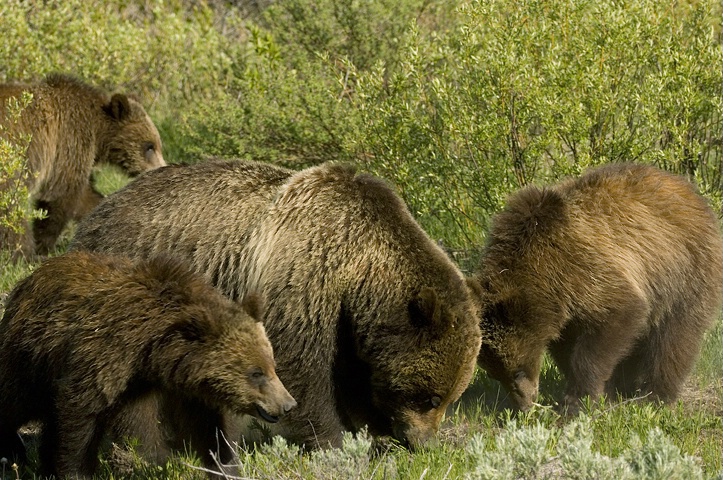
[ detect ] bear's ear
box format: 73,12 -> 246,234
167,313 -> 208,342
103,93 -> 131,121
241,291 -> 265,321
408,287 -> 444,332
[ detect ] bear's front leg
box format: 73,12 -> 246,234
32,198 -> 72,255
51,387 -> 109,479
53,413 -> 106,479
163,397 -> 241,479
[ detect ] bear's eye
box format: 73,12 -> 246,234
430,395 -> 442,409
143,142 -> 155,153
248,367 -> 267,386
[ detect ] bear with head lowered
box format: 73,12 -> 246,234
473,163 -> 723,413
70,159 -> 482,449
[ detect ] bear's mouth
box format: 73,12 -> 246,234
256,404 -> 280,424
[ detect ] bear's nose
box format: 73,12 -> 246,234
284,398 -> 297,413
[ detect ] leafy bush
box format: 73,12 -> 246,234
0,92 -> 39,258
177,0 -> 458,166
355,0 -> 722,251
177,42 -> 361,166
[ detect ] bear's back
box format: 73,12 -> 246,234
70,160 -> 293,286
484,163 -> 722,324
560,163 -> 721,286
242,162 -> 469,310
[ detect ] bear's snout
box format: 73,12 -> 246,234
392,408 -> 444,450
255,376 -> 296,423
283,396 -> 297,413
509,373 -> 538,411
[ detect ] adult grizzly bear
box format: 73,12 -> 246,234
70,160 -> 482,449
0,74 -> 166,258
474,163 -> 723,413
0,251 -> 296,478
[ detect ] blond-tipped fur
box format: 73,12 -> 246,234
70,159 -> 482,449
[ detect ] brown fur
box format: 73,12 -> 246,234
474,163 -> 723,413
0,251 -> 295,478
70,159 -> 482,449
0,74 -> 165,258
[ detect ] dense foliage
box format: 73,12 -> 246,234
1,0 -> 720,253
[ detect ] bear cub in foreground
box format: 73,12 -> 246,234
0,251 -> 295,478
475,163 -> 723,413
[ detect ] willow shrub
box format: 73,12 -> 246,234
353,0 -> 722,254
177,0 -> 454,166
0,92 -> 38,258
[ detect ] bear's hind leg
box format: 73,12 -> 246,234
561,298 -> 650,414
637,309 -> 710,403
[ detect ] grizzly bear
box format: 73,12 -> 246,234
70,159 -> 482,449
0,251 -> 296,478
0,74 -> 166,258
473,163 -> 723,413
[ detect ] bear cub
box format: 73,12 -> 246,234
0,74 -> 166,258
475,163 -> 723,413
0,251 -> 296,478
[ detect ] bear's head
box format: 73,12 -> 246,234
470,186 -> 566,411
155,286 -> 297,423
354,284 -> 482,449
98,93 -> 165,175
475,285 -> 543,411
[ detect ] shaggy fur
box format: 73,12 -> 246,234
474,163 -> 723,413
70,159 -> 482,449
0,74 -> 165,258
0,251 -> 295,478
